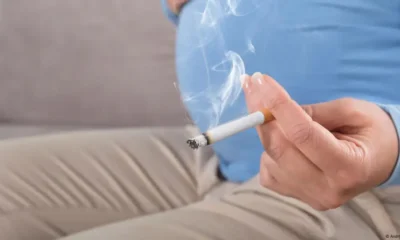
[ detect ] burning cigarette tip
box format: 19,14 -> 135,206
186,139 -> 200,150
187,134 -> 209,150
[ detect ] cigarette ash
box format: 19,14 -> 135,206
186,134 -> 208,149
187,139 -> 200,149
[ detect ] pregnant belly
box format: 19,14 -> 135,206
176,0 -> 400,131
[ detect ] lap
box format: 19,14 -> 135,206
1,127 -> 399,240
0,126 -> 220,240
62,177 -> 399,240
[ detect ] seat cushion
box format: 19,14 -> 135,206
0,124 -> 88,140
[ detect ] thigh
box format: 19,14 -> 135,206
60,176 -> 394,240
0,126 -> 220,240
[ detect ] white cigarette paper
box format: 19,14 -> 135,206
187,109 -> 274,149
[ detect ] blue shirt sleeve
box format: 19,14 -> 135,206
377,104 -> 400,187
160,0 -> 179,25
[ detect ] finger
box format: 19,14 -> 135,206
261,152 -> 310,201
259,156 -> 277,185
260,135 -> 324,188
243,75 -> 320,178
302,98 -> 372,131
257,121 -> 285,159
245,73 -> 346,174
244,75 -> 301,167
243,73 -> 276,148
258,122 -> 326,199
242,74 -> 263,114
259,153 -> 293,197
261,152 -> 327,209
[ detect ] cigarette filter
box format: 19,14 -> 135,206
187,108 -> 274,149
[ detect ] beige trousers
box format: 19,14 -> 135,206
0,126 -> 399,240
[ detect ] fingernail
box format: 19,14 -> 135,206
241,74 -> 251,92
252,72 -> 264,85
240,74 -> 249,87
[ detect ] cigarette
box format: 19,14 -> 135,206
187,108 -> 275,149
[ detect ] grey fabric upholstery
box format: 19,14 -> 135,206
0,0 -> 188,132
0,124 -> 90,140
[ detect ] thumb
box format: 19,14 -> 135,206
302,98 -> 370,131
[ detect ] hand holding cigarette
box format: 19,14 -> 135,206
242,72 -> 398,211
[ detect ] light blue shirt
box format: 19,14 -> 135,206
161,0 -> 400,187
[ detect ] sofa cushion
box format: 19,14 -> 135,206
0,0 -> 188,127
0,124 -> 88,140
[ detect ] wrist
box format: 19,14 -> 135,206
376,104 -> 400,187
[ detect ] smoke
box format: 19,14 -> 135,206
180,0 -> 260,129
247,38 -> 256,54
206,51 -> 245,127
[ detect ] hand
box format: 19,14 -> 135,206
242,73 -> 399,211
167,0 -> 188,14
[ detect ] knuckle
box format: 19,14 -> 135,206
262,153 -> 278,171
259,172 -> 274,188
351,108 -> 367,120
322,188 -> 346,210
302,105 -> 314,118
267,142 -> 284,161
310,203 -> 329,211
261,151 -> 270,164
336,168 -> 368,191
260,156 -> 275,187
287,121 -> 313,145
259,175 -> 268,187
338,98 -> 366,119
338,97 -> 356,107
267,92 -> 289,112
326,194 -> 345,209
278,189 -> 294,198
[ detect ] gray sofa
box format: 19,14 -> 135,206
0,0 -> 188,140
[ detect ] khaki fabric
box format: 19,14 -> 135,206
0,127 -> 398,240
